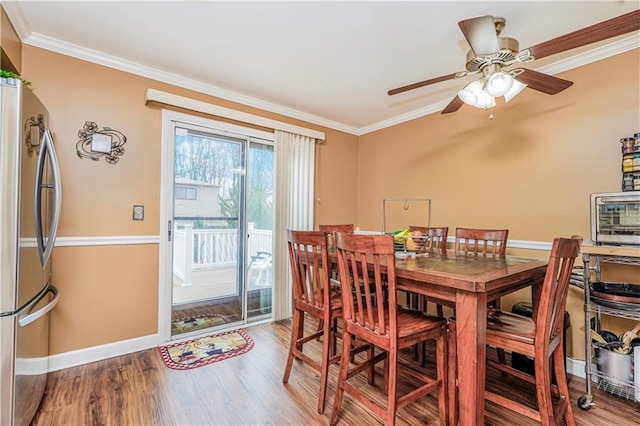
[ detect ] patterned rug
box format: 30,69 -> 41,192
158,329 -> 254,370
171,314 -> 229,335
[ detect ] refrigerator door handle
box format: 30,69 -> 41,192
18,285 -> 59,327
35,130 -> 62,266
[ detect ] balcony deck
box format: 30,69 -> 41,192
172,265 -> 238,304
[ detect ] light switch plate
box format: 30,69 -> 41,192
133,205 -> 144,221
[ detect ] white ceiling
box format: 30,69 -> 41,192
4,1 -> 639,135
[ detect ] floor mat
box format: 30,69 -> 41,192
171,313 -> 229,335
158,329 -> 254,370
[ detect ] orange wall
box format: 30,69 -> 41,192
17,39 -> 640,360
357,49 -> 640,359
1,6 -> 22,71
21,45 -> 358,354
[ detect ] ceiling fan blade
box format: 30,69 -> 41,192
388,73 -> 459,96
525,10 -> 640,60
516,69 -> 573,95
441,96 -> 464,114
458,15 -> 500,56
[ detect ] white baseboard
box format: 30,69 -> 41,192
15,356 -> 48,375
48,334 -> 158,372
567,356 -> 586,379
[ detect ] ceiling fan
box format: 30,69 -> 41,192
387,10 -> 640,115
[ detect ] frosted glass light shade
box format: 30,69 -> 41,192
486,72 -> 514,97
504,79 -> 527,103
458,89 -> 477,105
458,80 -> 484,105
474,90 -> 496,109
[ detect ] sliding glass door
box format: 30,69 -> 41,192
246,141 -> 274,320
167,118 -> 273,338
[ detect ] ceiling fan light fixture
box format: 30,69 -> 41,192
504,79 -> 527,102
458,89 -> 477,106
486,71 -> 514,97
474,90 -> 496,109
458,80 -> 483,105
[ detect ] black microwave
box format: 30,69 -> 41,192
591,192 -> 640,245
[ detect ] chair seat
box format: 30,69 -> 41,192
397,308 -> 446,342
352,306 -> 445,341
487,309 -> 563,358
486,309 -> 536,345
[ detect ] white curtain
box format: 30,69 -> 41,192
272,130 -> 315,320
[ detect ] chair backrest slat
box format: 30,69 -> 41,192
335,232 -> 397,340
286,230 -> 331,310
455,227 -> 508,256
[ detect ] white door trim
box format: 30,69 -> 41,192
157,109 -> 174,344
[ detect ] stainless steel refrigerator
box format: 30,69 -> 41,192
0,77 -> 61,425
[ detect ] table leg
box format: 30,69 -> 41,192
455,290 -> 487,426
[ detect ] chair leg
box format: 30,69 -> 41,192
417,341 -> 427,368
534,352 -> 555,426
386,348 -> 398,426
491,299 -> 507,365
317,314 -> 332,414
383,355 -> 389,394
447,320 -> 457,426
316,319 -> 324,340
368,343 -> 376,385
329,318 -> 338,357
436,325 -> 448,425
553,344 -> 576,426
283,309 -> 303,383
330,332 -> 353,426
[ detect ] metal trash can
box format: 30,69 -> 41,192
511,302 -> 571,382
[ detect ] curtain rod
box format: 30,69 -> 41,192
145,88 -> 325,142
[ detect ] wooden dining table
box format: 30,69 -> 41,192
392,249 -> 548,425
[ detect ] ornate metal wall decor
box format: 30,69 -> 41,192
24,114 -> 45,157
76,121 -> 127,164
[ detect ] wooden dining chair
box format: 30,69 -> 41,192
454,227 -> 508,256
487,237 -> 580,425
282,229 -> 344,414
319,223 -> 354,250
320,222 -> 385,305
408,225 -> 448,254
316,224 -> 355,333
330,232 -> 448,426
447,237 -> 580,426
454,227 -> 509,364
406,226 -> 449,316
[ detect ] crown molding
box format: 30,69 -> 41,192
356,99 -> 451,136
19,32 -> 360,136
5,1 -> 637,137
359,35 -> 639,135
1,2 -> 31,41
536,34 -> 639,76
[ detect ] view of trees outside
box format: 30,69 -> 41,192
174,132 -> 274,230
247,142 -> 274,230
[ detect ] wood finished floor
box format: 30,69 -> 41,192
34,319 -> 639,425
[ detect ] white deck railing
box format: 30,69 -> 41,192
173,225 -> 272,286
